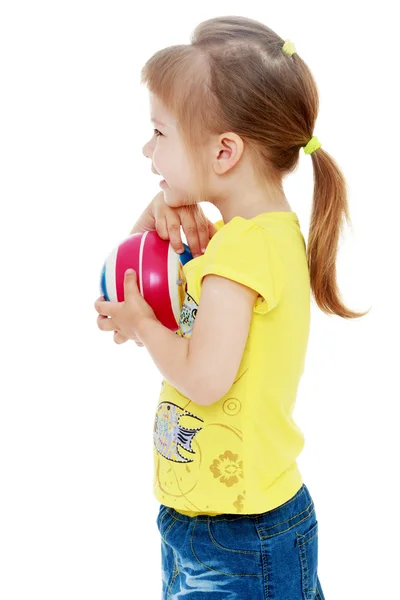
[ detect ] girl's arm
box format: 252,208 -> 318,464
136,273 -> 258,406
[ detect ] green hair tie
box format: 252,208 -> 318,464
303,136 -> 322,155
282,40 -> 297,57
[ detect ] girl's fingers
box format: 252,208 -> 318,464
183,207 -> 215,258
156,213 -> 185,255
165,218 -> 184,254
98,314 -> 114,331
156,204 -> 214,258
180,213 -> 204,258
113,331 -> 126,344
155,215 -> 169,241
113,331 -> 143,346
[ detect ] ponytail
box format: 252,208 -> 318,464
307,148 -> 371,318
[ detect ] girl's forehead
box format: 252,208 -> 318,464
149,94 -> 176,127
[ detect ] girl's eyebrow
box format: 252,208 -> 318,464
150,116 -> 167,127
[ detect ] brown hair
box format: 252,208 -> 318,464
141,15 -> 370,319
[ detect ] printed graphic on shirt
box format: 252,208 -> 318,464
153,397 -> 247,512
153,380 -> 250,513
210,449 -> 244,487
177,291 -> 198,338
153,400 -> 204,463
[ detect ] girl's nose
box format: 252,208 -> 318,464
142,137 -> 154,158
142,142 -> 150,158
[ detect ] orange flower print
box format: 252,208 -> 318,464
233,490 -> 246,512
209,450 -> 243,487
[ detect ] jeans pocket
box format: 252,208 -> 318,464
296,519 -> 319,600
191,517 -> 263,577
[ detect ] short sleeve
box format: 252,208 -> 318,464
200,217 -> 285,315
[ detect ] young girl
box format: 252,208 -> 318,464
95,15 -> 369,599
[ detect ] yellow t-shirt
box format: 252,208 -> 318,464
152,212 -> 310,516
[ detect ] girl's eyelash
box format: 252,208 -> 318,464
154,128 -> 163,137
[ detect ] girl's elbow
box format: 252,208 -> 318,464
192,378 -> 231,407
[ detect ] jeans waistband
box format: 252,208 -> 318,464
166,483 -> 315,537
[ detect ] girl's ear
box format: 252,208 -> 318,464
213,133 -> 244,175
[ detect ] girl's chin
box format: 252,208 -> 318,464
162,193 -> 186,208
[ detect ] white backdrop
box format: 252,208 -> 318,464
1,1 -> 398,598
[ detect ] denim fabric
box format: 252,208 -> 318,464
156,483 -> 325,599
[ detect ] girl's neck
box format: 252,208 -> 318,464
216,196 -> 293,224
211,152 -> 292,223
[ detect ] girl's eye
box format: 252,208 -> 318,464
154,129 -> 163,137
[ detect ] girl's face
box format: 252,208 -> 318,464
142,94 -> 196,207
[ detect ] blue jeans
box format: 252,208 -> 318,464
157,483 -> 325,599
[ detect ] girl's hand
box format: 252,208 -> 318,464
95,270 -> 157,343
113,331 -> 143,347
108,193 -> 218,346
131,191 -> 217,258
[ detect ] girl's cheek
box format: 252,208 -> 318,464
152,149 -> 164,171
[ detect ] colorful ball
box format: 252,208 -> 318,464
100,231 -> 193,332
